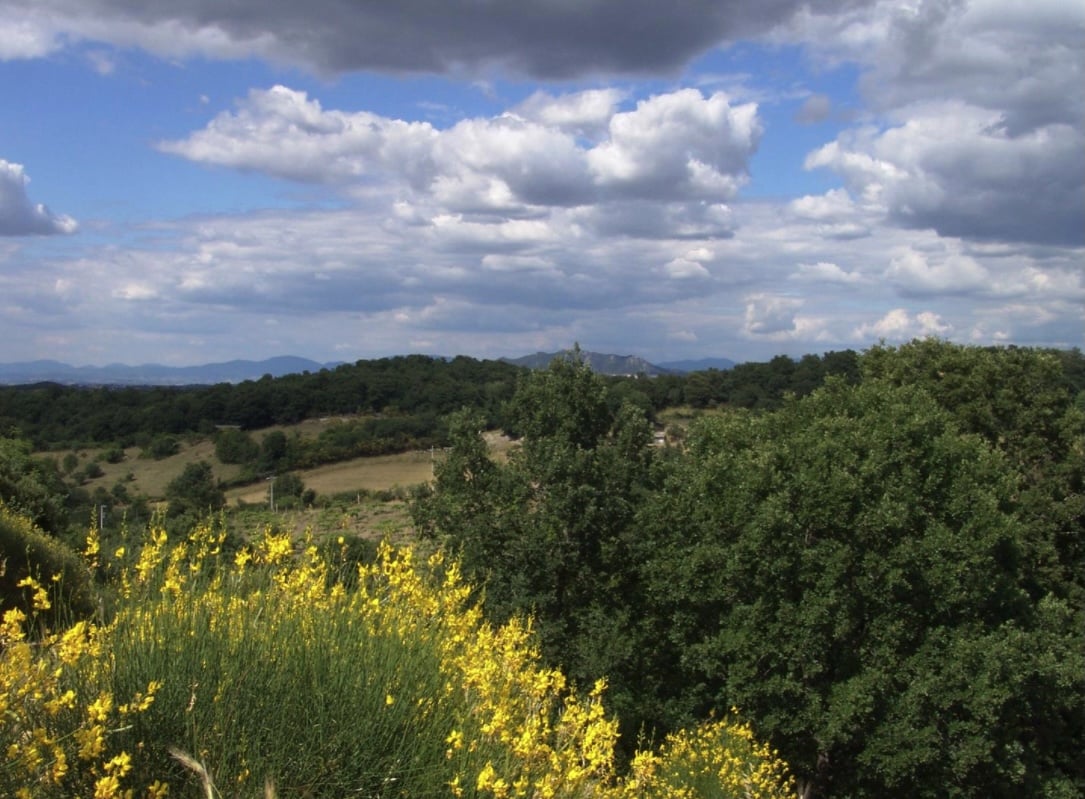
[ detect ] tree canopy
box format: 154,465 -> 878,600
411,340 -> 1085,799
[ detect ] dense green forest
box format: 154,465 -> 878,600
2,340 -> 1084,798
0,355 -> 525,448
0,351 -> 879,451
413,340 -> 1084,799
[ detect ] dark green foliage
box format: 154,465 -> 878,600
0,349 -> 911,452
673,349 -> 861,410
144,434 -> 180,460
0,501 -> 97,625
0,436 -> 69,536
861,339 -> 1085,605
0,355 -> 525,450
271,472 -> 314,509
213,427 -> 259,464
164,461 -> 225,519
81,461 -> 104,480
258,430 -> 290,473
413,356 -> 659,745
637,377 -> 1082,798
99,446 -> 126,464
298,413 -> 445,467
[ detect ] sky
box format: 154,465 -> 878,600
0,0 -> 1082,367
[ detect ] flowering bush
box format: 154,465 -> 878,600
2,514 -> 795,798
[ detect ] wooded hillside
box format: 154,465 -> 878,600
414,340 -> 1085,799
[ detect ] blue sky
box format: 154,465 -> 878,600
1,0 -> 1082,367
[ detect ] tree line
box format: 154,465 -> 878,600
0,355 -> 524,450
0,348 -> 956,451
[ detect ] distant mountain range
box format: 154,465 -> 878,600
0,357 -> 343,386
0,351 -> 737,386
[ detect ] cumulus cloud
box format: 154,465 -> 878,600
3,0 -> 1082,364
743,294 -> 803,335
792,261 -> 865,284
0,0 -> 871,77
785,0 -> 1083,128
885,248 -> 989,296
161,85 -> 761,219
787,188 -> 872,239
664,247 -> 714,280
853,308 -> 952,341
158,86 -> 440,186
0,159 -> 77,236
587,89 -> 761,199
514,89 -> 625,139
806,103 -> 1084,246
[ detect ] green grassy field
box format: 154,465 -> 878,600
47,427 -> 515,541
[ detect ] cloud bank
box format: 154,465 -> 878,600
0,0 -> 1081,365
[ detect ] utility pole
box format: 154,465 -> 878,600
267,476 -> 275,512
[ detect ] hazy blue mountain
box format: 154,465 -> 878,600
0,356 -> 342,386
656,357 -> 737,373
0,350 -> 740,386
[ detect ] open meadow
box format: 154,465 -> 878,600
46,426 -> 516,541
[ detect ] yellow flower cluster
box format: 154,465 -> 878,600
351,542 -> 621,798
615,715 -> 796,799
1,581 -> 161,799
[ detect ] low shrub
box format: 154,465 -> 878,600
0,500 -> 97,626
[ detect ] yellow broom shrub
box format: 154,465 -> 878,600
2,514 -> 795,799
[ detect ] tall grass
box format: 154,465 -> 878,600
107,527 -> 470,796
2,514 -> 796,799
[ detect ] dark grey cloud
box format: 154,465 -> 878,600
860,0 -> 1084,136
10,0 -> 874,78
789,1 -> 1085,249
808,106 -> 1085,247
0,159 -> 77,236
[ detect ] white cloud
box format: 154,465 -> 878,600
158,86 -> 440,186
0,12 -> 60,59
792,261 -> 865,284
664,258 -> 710,280
587,89 -> 761,200
787,188 -> 873,240
0,159 -> 77,236
514,89 -> 625,139
853,308 -> 952,341
743,294 -> 803,335
2,1 -> 1082,365
885,248 -> 989,296
161,85 -> 761,225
